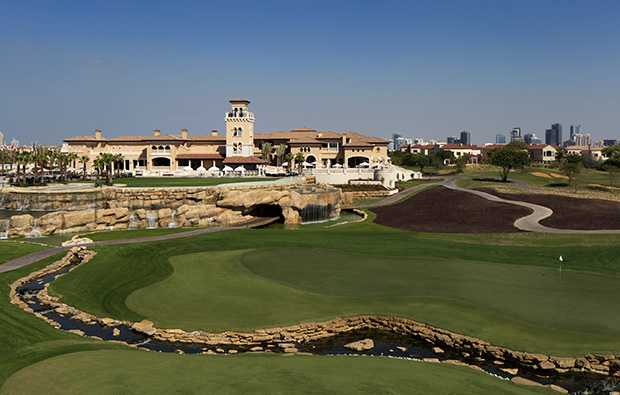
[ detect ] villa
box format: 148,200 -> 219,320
63,99 -> 389,176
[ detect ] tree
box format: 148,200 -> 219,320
261,142 -> 272,162
294,152 -> 305,173
97,153 -> 115,185
283,152 -> 294,172
506,141 -> 530,150
600,145 -> 620,192
93,157 -> 104,186
66,152 -> 78,182
487,146 -> 532,182
79,155 -> 90,180
113,153 -> 124,177
412,154 -> 430,173
454,156 -> 468,173
275,144 -> 286,167
433,150 -> 456,167
560,153 -> 583,188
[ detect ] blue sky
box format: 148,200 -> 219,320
1,0 -> 619,146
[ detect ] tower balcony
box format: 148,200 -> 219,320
225,111 -> 255,121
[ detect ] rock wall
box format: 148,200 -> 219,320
0,179 -> 343,237
341,190 -> 396,204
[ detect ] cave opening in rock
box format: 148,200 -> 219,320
248,204 -> 284,223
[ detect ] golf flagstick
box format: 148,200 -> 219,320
559,255 -> 563,280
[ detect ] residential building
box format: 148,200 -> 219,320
495,134 -> 506,144
440,143 -> 481,164
602,139 -> 618,147
0,131 -> 4,147
446,136 -> 458,144
565,146 -> 608,162
529,145 -> 558,164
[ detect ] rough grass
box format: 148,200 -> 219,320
1,350 -> 555,395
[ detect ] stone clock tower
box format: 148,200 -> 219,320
225,99 -> 255,157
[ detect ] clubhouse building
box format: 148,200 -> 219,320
63,99 -> 389,176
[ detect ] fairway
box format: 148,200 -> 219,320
1,350 -> 555,395
121,247 -> 620,355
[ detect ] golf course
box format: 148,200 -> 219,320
2,174 -> 620,394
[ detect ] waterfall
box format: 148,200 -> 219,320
168,211 -> 176,228
146,212 -> 157,229
127,214 -> 137,230
28,219 -> 42,238
0,219 -> 9,239
300,204 -> 332,223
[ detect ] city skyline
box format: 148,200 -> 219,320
1,1 -> 619,146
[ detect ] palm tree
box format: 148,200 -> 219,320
66,152 -> 78,182
97,153 -> 115,184
79,155 -> 90,180
15,151 -> 32,186
261,142 -> 272,163
294,152 -> 305,174
275,144 -> 286,167
32,149 -> 48,184
55,153 -> 69,184
113,153 -> 124,178
93,157 -> 104,186
283,152 -> 294,173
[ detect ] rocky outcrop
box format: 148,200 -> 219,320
2,180 -> 343,237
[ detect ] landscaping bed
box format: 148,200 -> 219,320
370,186 -> 531,233
478,188 -> 620,230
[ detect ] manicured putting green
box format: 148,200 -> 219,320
124,248 -> 620,355
1,350 -> 555,395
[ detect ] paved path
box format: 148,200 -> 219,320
0,217 -> 277,274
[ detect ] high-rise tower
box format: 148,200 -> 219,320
225,99 -> 255,157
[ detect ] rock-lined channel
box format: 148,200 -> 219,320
10,248 -> 620,395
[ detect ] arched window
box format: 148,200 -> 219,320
165,145 -> 170,150
152,146 -> 157,150
158,146 -> 164,151
233,127 -> 242,137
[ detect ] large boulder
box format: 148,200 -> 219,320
63,209 -> 96,229
344,338 -> 374,352
8,214 -> 33,237
37,211 -> 64,235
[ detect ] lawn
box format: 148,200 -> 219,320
1,350 -> 554,395
48,222 -> 620,356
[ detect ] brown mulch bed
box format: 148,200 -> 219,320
478,188 -> 620,230
370,186 -> 532,233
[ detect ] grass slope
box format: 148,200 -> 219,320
1,350 -> 554,395
49,222 -> 620,356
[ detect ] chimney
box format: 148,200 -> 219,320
211,130 -> 218,136
154,129 -> 160,137
342,135 -> 347,145
181,129 -> 188,139
95,129 -> 102,139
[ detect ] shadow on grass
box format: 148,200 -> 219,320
545,182 -> 569,188
472,177 -> 510,183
